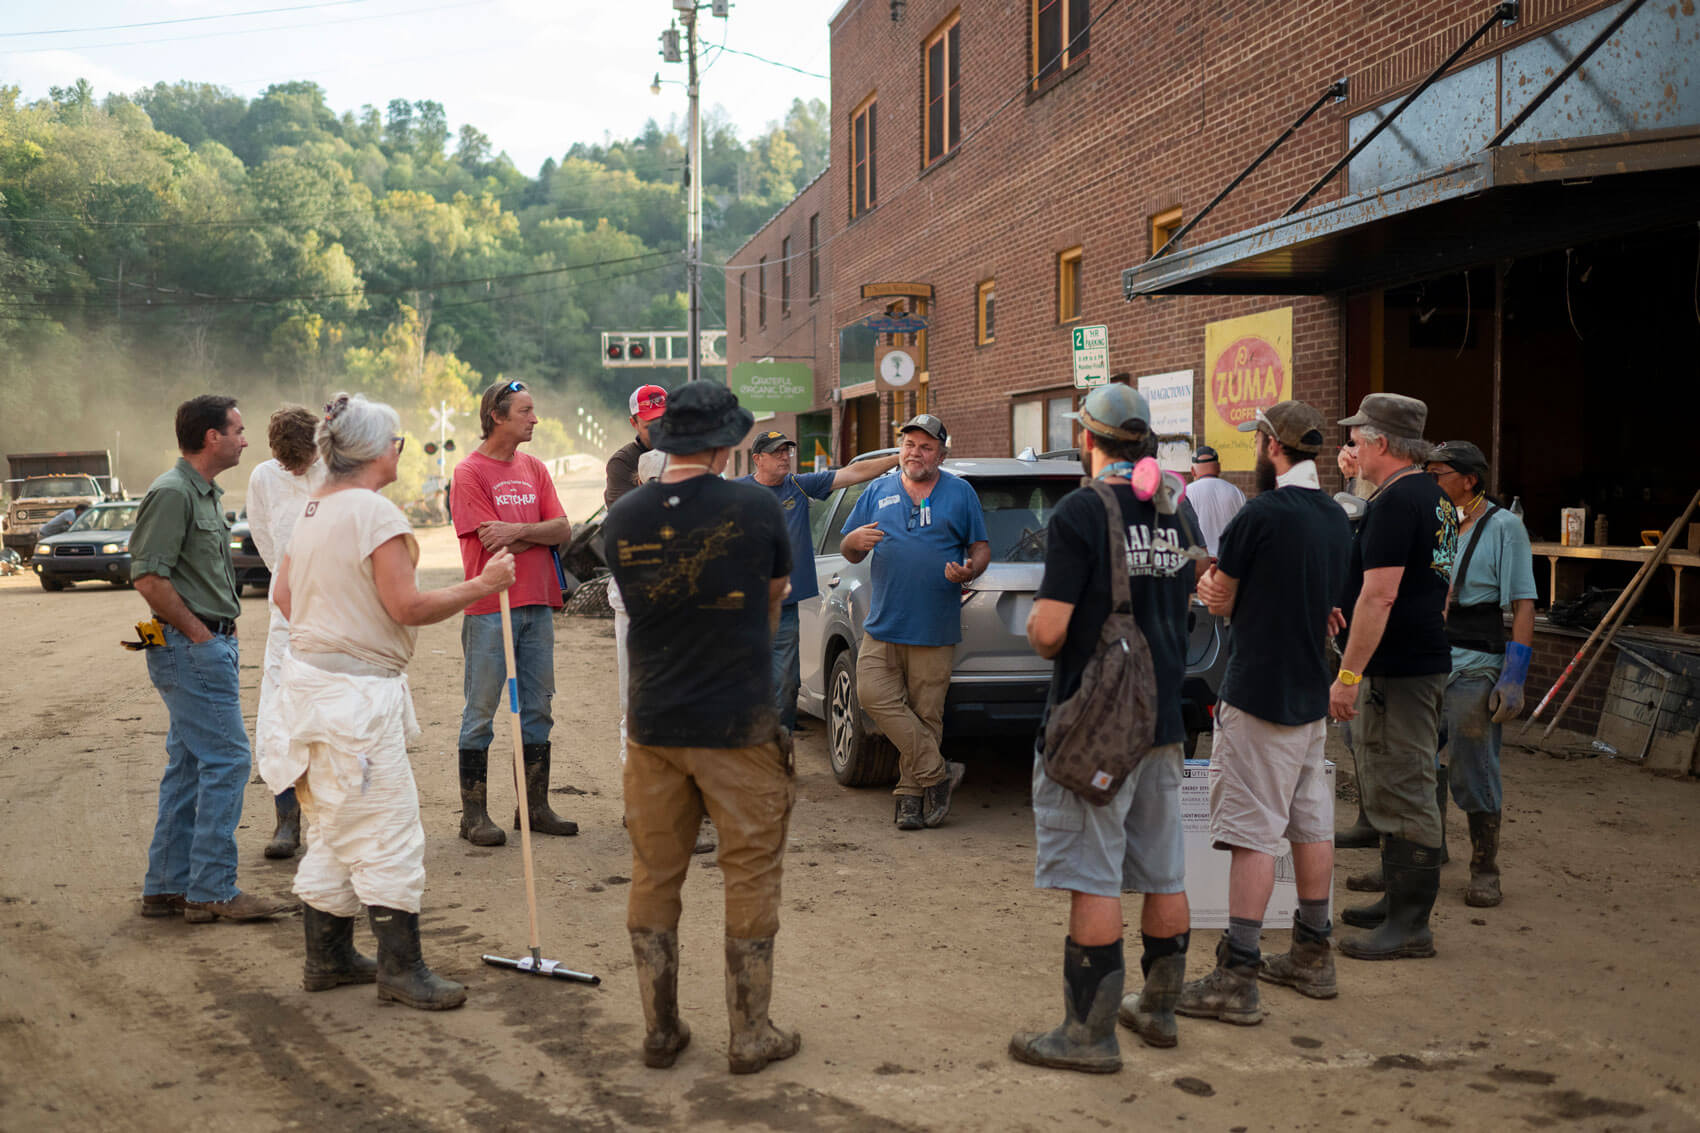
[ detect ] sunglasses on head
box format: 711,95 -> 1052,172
503,380 -> 526,393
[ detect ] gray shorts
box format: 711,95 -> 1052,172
1032,742 -> 1186,898
1208,702 -> 1333,856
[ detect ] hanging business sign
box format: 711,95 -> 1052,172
860,314 -> 931,334
1136,369 -> 1194,472
1202,307 -> 1292,472
730,362 -> 814,414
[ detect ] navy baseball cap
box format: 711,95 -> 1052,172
1192,446 -> 1220,463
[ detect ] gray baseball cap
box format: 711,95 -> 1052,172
1066,384 -> 1151,441
1338,392 -> 1428,440
898,414 -> 949,444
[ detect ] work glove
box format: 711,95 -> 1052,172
1488,641 -> 1533,724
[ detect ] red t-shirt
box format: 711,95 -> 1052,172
451,449 -> 568,615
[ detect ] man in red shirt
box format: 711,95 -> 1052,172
451,380 -> 577,845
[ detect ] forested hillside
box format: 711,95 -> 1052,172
0,79 -> 825,498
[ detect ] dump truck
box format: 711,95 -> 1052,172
5,451 -> 120,559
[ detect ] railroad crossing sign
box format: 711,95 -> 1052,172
428,403 -> 459,435
1071,324 -> 1109,389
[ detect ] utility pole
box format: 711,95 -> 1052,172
684,4 -> 703,384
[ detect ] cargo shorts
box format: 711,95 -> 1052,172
1207,702 -> 1333,857
1032,742 -> 1186,898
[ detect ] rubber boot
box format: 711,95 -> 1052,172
630,929 -> 691,1068
1010,937 -> 1125,1072
368,906 -> 467,1010
725,936 -> 801,1074
1259,915 -> 1337,999
1118,951 -> 1186,1048
1335,745 -> 1379,849
1465,811 -> 1503,907
1175,936 -> 1262,1025
513,742 -> 579,836
265,789 -> 301,859
1436,764 -> 1450,865
458,748 -> 506,847
302,905 -> 377,991
1339,838 -> 1440,961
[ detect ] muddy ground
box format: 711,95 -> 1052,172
1,515 -> 1697,1131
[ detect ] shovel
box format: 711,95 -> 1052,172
480,588 -> 599,986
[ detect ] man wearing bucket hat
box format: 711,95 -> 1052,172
1330,393 -> 1458,962
839,413 -> 989,832
1425,440 -> 1535,908
603,381 -> 801,1075
737,430 -> 897,733
1009,384 -> 1197,1074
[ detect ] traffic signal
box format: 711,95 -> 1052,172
607,342 -> 624,360
443,439 -> 455,452
629,341 -> 647,360
424,441 -> 438,455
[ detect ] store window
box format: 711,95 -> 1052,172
924,13 -> 961,166
1057,245 -> 1083,323
1032,0 -> 1089,88
1011,392 -> 1077,456
851,95 -> 877,218
976,279 -> 996,345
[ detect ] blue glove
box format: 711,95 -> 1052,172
1489,641 -> 1533,723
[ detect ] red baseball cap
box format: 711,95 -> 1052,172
629,384 -> 667,421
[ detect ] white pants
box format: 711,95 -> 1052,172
610,578 -> 630,767
254,603 -> 290,781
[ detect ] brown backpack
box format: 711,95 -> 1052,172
1041,480 -> 1159,806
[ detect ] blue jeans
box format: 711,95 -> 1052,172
1442,672 -> 1501,814
459,606 -> 555,751
772,604 -> 801,731
143,627 -> 250,903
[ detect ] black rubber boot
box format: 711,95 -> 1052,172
1118,951 -> 1186,1048
631,929 -> 690,1068
1339,838 -> 1440,962
458,748 -> 506,847
1436,764 -> 1450,865
1335,746 -> 1379,848
725,936 -> 801,1074
1010,938 -> 1125,1073
368,906 -> 467,1010
302,905 -> 377,991
1465,811 -> 1503,907
513,742 -> 578,836
265,790 -> 301,859
1259,915 -> 1337,999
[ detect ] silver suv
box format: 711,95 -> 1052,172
796,451 -> 1226,786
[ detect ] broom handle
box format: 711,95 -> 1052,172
499,588 -> 543,960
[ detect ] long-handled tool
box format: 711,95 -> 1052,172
480,588 -> 599,986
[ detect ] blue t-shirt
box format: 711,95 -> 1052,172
736,469 -> 838,605
1449,507 -> 1538,677
840,469 -> 988,647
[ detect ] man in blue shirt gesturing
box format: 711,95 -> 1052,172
840,415 -> 988,831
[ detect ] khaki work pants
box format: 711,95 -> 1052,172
1356,672 -> 1447,848
855,634 -> 953,797
624,739 -> 795,939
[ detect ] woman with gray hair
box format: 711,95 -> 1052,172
265,393 -> 515,1010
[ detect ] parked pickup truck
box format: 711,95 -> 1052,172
5,451 -> 121,560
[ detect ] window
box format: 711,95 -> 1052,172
1151,205 -> 1184,256
924,14 -> 962,166
976,279 -> 996,345
758,256 -> 767,327
808,214 -> 820,298
851,95 -> 877,218
1011,393 -> 1078,456
780,237 -> 791,316
1057,245 -> 1083,323
1032,0 -> 1089,87
738,272 -> 747,338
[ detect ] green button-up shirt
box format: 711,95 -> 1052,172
130,458 -> 242,622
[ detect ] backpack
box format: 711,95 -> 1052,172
1041,480 -> 1159,806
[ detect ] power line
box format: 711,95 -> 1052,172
0,0 -> 371,38
710,45 -> 828,81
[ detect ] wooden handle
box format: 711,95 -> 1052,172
498,589 -> 542,955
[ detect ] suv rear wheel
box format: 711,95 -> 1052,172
827,650 -> 899,787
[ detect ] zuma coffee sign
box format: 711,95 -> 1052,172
730,362 -> 814,414
1202,307 -> 1292,472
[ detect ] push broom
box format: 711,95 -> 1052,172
481,589 -> 599,986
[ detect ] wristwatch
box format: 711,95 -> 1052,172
1337,668 -> 1363,686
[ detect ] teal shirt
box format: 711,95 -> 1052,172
130,458 -> 242,622
1449,507 -> 1536,678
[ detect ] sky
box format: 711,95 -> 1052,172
0,0 -> 843,174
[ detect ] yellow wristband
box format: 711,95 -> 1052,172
1337,669 -> 1363,686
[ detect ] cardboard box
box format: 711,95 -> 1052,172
1182,759 -> 1335,930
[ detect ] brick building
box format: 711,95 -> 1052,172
725,0 -> 1700,731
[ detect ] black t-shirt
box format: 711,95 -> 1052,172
604,437 -> 650,509
1037,484 -> 1196,747
1340,469 -> 1458,677
603,475 -> 792,748
1215,483 -> 1354,724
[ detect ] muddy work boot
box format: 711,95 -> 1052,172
1339,838 -> 1440,962
1346,862 -> 1385,893
921,761 -> 966,829
185,891 -> 298,923
513,742 -> 579,836
368,906 -> 467,1010
894,795 -> 924,831
630,929 -> 691,1068
1118,951 -> 1186,1049
1176,937 -> 1262,1026
1259,916 -> 1337,999
458,748 -> 506,847
693,816 -> 717,856
139,892 -> 186,918
1011,937 -> 1125,1073
265,789 -> 301,860
725,936 -> 801,1074
302,905 -> 377,991
1465,811 -> 1503,908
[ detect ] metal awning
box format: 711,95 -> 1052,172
1121,127 -> 1700,297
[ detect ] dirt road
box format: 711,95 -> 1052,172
1,522 -> 1696,1131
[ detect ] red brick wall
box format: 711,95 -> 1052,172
1526,624 -> 1619,736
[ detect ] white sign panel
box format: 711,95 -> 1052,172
1138,369 -> 1194,472
1071,324 -> 1109,389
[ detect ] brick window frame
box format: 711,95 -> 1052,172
1057,245 -> 1083,324
923,12 -> 962,168
780,237 -> 791,317
850,93 -> 878,219
758,256 -> 768,328
739,271 -> 747,339
1150,205 -> 1184,257
808,213 -> 820,299
1031,0 -> 1089,90
976,279 -> 996,345
1010,390 -> 1078,456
